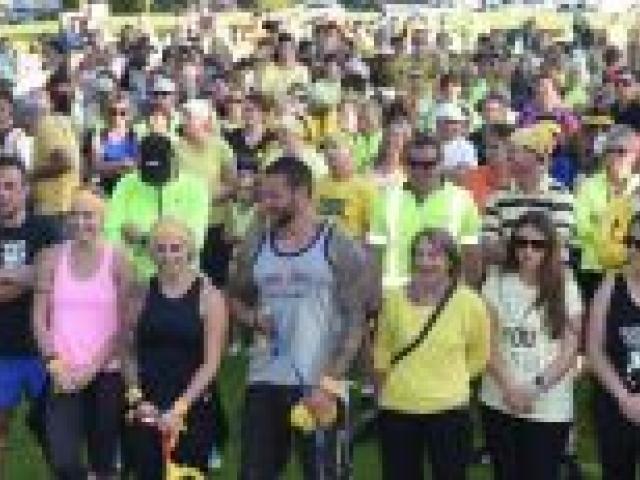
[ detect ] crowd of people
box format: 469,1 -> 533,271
3,7 -> 640,480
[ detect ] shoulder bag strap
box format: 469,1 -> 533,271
389,280 -> 457,369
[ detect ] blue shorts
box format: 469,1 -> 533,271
0,357 -> 46,410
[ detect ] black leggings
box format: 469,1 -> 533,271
482,406 -> 570,480
46,372 -> 123,480
124,391 -> 219,480
595,389 -> 640,480
240,384 -> 339,480
378,408 -> 472,480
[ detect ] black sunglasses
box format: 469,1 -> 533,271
626,236 -> 640,250
606,147 -> 630,156
155,243 -> 183,254
153,91 -> 173,97
69,210 -> 95,221
514,237 -> 548,251
407,160 -> 438,170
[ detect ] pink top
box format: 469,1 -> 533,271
51,242 -> 119,371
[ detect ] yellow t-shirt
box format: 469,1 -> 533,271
32,114 -> 80,216
315,176 -> 376,240
259,63 -> 310,99
263,146 -> 328,180
307,110 -> 339,146
175,136 -> 233,224
374,285 -> 490,414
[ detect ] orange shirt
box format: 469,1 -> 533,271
462,165 -> 504,211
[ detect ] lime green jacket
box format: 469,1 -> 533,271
104,171 -> 210,279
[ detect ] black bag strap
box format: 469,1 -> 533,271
390,280 -> 457,368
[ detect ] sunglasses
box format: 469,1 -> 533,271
153,91 -> 173,97
110,108 -> 128,117
69,210 -> 96,221
155,243 -> 184,254
606,147 -> 630,156
514,237 -> 548,251
626,236 -> 640,249
0,180 -> 18,191
408,160 -> 438,170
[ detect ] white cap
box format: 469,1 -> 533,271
152,76 -> 176,94
434,102 -> 468,122
345,57 -> 369,79
442,139 -> 478,170
182,98 -> 212,120
95,73 -> 115,93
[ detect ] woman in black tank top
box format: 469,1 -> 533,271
122,218 -> 227,479
589,212 -> 640,480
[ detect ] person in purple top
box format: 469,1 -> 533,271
518,72 -> 581,189
518,72 -> 580,132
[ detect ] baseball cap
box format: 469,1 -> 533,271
434,102 -> 468,122
152,76 -> 176,94
182,98 -> 211,120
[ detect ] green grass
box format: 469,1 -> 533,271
4,356 -> 602,479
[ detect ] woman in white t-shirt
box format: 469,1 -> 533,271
0,93 -> 31,170
480,210 -> 582,480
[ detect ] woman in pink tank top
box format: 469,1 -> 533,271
33,188 -> 134,480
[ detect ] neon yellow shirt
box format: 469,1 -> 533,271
315,176 -> 376,240
350,131 -> 382,173
374,285 -> 490,414
175,135 -> 233,224
259,63 -> 309,99
369,182 -> 481,289
104,171 -> 210,279
575,171 -> 640,272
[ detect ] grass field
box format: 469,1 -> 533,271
4,355 -> 603,479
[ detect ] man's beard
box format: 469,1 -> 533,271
52,94 -> 73,116
0,205 -> 18,223
272,208 -> 295,232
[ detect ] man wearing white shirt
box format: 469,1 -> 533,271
0,94 -> 31,171
434,102 -> 478,176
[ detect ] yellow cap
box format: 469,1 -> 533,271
583,115 -> 614,127
510,121 -> 561,157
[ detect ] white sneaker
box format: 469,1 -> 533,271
208,447 -> 223,471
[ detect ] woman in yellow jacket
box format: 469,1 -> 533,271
374,228 -> 490,480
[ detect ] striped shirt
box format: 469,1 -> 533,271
482,175 -> 575,263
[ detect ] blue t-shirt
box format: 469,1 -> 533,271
550,152 -> 578,191
102,132 -> 139,163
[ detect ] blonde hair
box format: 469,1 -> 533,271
322,132 -> 351,152
70,188 -> 105,216
149,217 -> 197,259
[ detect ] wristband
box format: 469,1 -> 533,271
47,358 -> 64,375
126,386 -> 143,406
